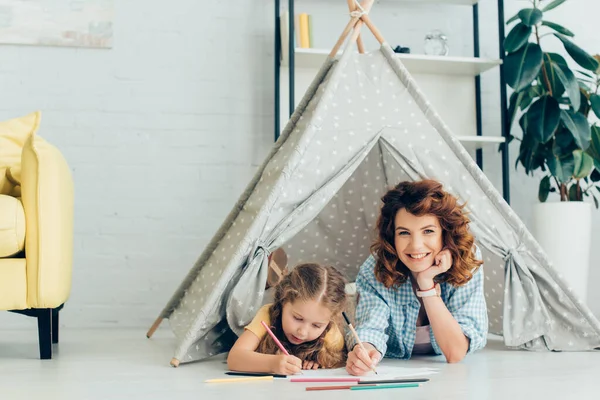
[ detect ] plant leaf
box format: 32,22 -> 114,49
553,127 -> 578,158
541,0 -> 567,12
505,43 -> 544,92
538,175 -> 551,202
554,34 -> 600,72
508,91 -> 524,129
590,94 -> 600,119
505,23 -> 532,53
560,110 -> 591,150
593,193 -> 599,209
518,8 -> 543,27
579,90 -> 591,115
553,62 -> 581,110
587,125 -> 600,164
507,13 -> 519,25
578,70 -> 595,79
527,96 -> 561,143
521,84 -> 543,110
541,21 -> 574,37
568,183 -> 579,200
590,168 -> 600,182
541,54 -> 565,98
546,52 -> 568,68
573,150 -> 594,179
547,152 -> 575,183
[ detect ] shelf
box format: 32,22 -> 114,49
380,0 -> 479,4
283,48 -> 502,76
309,0 -> 479,5
457,136 -> 506,150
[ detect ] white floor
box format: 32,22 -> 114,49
0,327 -> 599,400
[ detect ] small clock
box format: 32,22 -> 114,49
424,30 -> 449,56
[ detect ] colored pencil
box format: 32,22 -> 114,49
342,312 -> 378,375
225,371 -> 287,378
260,321 -> 290,356
350,383 -> 421,390
291,377 -> 360,383
205,376 -> 274,383
260,320 -> 303,374
306,384 -> 376,391
358,378 -> 430,384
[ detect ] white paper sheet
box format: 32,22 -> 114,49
298,365 -> 438,381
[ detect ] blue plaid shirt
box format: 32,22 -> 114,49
348,253 -> 488,359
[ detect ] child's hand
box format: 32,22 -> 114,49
271,354 -> 302,375
346,343 -> 381,376
302,360 -> 320,370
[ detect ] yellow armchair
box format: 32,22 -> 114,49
0,111 -> 74,359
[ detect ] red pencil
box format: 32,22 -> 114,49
306,384 -> 376,391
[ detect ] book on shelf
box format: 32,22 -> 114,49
280,10 -> 313,62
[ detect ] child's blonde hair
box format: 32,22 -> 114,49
257,263 -> 348,368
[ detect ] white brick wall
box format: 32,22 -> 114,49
0,0 -> 275,329
0,0 -> 598,332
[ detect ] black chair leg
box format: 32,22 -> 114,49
52,309 -> 59,344
37,309 -> 52,359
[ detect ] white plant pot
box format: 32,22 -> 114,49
532,202 -> 592,303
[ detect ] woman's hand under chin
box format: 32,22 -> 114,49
415,248 -> 453,289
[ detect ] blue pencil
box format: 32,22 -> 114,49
350,383 -> 421,391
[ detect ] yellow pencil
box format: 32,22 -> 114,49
205,376 -> 274,383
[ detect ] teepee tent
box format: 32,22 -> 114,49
147,1 -> 600,366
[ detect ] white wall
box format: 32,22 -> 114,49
0,0 -> 598,331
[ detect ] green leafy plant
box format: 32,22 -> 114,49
504,0 -> 600,207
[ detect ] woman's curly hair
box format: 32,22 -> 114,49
257,263 -> 348,368
371,180 -> 482,288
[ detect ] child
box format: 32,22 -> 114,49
346,180 -> 488,375
227,263 -> 348,375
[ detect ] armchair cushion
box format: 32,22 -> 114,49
0,194 -> 26,257
0,111 -> 40,195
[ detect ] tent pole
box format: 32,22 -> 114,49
347,0 -> 365,53
146,315 -> 163,338
329,0 -> 373,58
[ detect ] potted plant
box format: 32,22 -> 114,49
503,0 -> 600,301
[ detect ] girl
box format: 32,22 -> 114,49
227,263 -> 348,375
346,180 -> 487,375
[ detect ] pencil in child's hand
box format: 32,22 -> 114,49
342,312 -> 378,375
260,320 -> 303,374
260,321 -> 290,355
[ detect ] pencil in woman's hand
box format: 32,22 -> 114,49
342,312 -> 378,375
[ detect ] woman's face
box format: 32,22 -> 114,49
394,208 -> 443,275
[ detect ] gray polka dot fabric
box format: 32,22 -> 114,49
158,43 -> 600,364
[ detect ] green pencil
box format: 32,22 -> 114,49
349,383 -> 421,391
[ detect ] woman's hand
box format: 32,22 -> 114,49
415,248 -> 453,289
346,343 -> 381,376
303,360 -> 320,370
270,354 -> 303,375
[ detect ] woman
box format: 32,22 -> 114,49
346,179 -> 487,375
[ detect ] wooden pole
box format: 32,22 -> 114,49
347,0 -> 365,53
146,315 -> 163,338
329,0 -> 373,58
